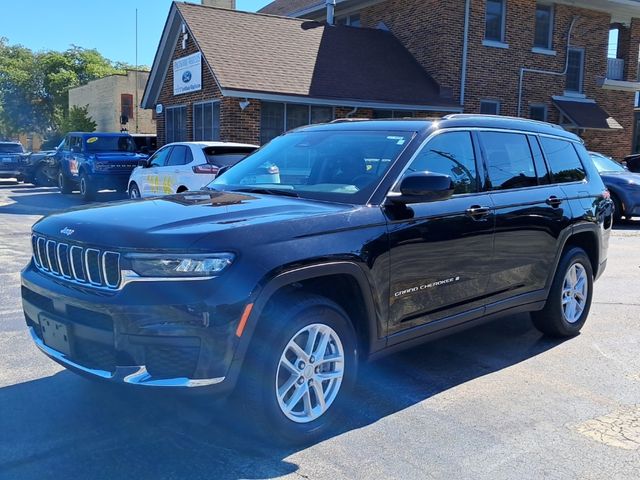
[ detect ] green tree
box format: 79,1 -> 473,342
0,37 -> 137,138
59,105 -> 97,134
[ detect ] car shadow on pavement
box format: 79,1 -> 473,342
0,181 -> 127,216
0,313 -> 565,479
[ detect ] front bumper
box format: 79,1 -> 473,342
22,262 -> 247,391
0,168 -> 22,178
87,172 -> 131,191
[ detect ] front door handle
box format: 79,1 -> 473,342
546,195 -> 563,208
466,205 -> 491,220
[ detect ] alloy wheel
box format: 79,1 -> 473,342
562,263 -> 588,324
275,323 -> 345,424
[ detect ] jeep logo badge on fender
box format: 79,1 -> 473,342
60,227 -> 75,236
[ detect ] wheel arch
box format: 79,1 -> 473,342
233,262 -> 382,376
548,226 -> 600,289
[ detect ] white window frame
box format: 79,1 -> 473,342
534,2 -> 554,50
566,47 -> 585,94
260,102 -> 336,144
484,0 -> 506,43
529,103 -> 548,122
480,100 -> 501,115
192,99 -> 221,141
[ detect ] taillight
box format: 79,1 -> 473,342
192,164 -> 220,174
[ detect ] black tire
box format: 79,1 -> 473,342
129,182 -> 141,199
79,172 -> 96,201
237,294 -> 358,445
33,164 -> 50,186
58,171 -> 73,194
532,247 -> 593,337
611,193 -> 623,225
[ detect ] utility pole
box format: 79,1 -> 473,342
135,8 -> 139,133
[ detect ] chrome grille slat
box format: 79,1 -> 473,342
31,235 -> 120,290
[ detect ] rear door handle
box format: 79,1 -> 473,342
466,205 -> 491,220
546,195 -> 563,208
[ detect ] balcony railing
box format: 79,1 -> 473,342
607,58 -> 625,80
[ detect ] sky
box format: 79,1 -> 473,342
0,0 -> 272,67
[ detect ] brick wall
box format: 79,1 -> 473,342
359,0 -> 639,159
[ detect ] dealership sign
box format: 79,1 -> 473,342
173,52 -> 202,96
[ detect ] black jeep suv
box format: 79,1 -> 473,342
21,116 -> 612,443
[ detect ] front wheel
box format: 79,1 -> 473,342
532,247 -> 593,337
238,294 -> 358,445
129,182 -> 141,199
79,172 -> 96,201
58,171 -> 73,194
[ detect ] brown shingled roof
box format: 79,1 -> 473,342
258,0 -> 322,16
174,2 -> 457,109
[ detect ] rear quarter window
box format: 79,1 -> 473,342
539,137 -> 586,183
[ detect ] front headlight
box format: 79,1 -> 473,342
125,253 -> 234,278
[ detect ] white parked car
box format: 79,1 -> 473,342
127,141 -> 258,198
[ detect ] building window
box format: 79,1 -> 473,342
480,100 -> 501,115
193,101 -> 220,141
260,103 -> 335,144
337,14 -> 361,27
529,104 -> 547,121
121,94 -> 134,121
534,3 -> 553,50
485,0 -> 506,42
566,48 -> 585,93
165,106 -> 187,143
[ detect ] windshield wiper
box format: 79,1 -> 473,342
233,187 -> 299,198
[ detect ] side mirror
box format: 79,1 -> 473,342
388,172 -> 454,204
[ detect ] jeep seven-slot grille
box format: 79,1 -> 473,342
32,235 -> 121,289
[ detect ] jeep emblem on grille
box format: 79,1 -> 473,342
60,227 -> 75,236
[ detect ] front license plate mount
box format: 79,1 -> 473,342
40,317 -> 72,356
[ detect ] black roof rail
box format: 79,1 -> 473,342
442,113 -> 565,131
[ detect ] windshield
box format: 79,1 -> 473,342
0,143 -> 24,154
590,153 -> 626,173
84,135 -> 136,153
210,130 -> 414,204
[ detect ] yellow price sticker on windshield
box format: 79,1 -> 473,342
86,137 -> 99,144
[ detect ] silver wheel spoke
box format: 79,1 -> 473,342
561,263 -> 588,324
275,322 -> 345,424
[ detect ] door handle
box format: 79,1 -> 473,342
466,205 -> 491,220
546,195 -> 563,208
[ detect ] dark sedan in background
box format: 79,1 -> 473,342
590,151 -> 640,222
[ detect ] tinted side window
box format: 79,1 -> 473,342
406,131 -> 478,194
480,132 -> 538,190
149,147 -> 172,167
166,146 -> 191,166
539,137 -> 586,183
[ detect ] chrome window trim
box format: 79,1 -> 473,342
84,248 -> 102,286
385,126 -> 583,197
56,242 -> 72,279
46,240 -> 59,274
70,245 -> 85,282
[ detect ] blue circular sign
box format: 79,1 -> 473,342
182,71 -> 192,83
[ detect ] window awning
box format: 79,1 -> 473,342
552,97 -> 623,130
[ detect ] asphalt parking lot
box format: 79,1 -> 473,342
1,180 -> 640,480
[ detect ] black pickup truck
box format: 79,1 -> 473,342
21,116 -> 612,444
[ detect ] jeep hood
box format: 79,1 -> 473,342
32,191 -> 358,250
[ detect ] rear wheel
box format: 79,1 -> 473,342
238,294 -> 357,445
79,172 -> 96,201
532,247 -> 593,337
129,182 -> 141,199
58,171 -> 73,194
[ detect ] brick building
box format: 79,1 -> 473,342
143,0 -> 640,159
70,70 -> 155,134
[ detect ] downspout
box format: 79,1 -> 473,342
460,0 -> 471,106
326,0 -> 336,25
517,16 -> 579,117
